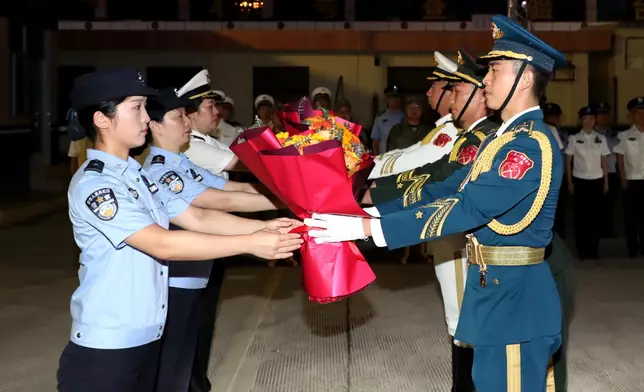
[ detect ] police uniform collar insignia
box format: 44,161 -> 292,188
189,168 -> 204,182
160,171 -> 184,194
151,155 -> 166,165
85,188 -> 118,221
84,159 -> 104,173
594,136 -> 601,144
128,188 -> 139,199
141,175 -> 159,194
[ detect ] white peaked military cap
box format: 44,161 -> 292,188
311,87 -> 332,99
435,51 -> 459,74
223,96 -> 234,106
254,94 -> 275,108
212,90 -> 226,99
430,52 -> 461,81
177,69 -> 217,100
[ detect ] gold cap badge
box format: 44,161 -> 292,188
491,22 -> 504,40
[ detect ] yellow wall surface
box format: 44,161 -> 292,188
612,28 -> 644,123
58,50 -> 589,127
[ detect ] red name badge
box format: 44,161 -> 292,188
499,150 -> 534,180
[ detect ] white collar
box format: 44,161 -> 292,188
495,106 -> 541,137
435,113 -> 453,126
190,129 -> 211,139
467,116 -> 487,132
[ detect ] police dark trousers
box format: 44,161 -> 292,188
58,340 -> 161,392
601,173 -> 619,237
189,260 -> 227,392
157,223 -> 214,392
624,180 -> 644,256
155,287 -> 202,392
452,341 -> 474,392
572,177 -> 603,258
545,233 -> 575,392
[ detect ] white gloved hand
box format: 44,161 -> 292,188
363,206 -> 381,218
304,213 -> 368,244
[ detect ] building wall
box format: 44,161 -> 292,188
0,18 -> 11,125
58,50 -> 590,127
613,28 -> 644,123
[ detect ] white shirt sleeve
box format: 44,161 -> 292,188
68,141 -> 79,158
564,135 -> 575,156
600,135 -> 611,156
370,219 -> 387,247
613,133 -> 626,155
548,125 -> 564,150
184,140 -> 235,175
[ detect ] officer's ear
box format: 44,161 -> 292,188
148,120 -> 162,136
475,87 -> 486,105
93,110 -> 112,131
518,68 -> 535,93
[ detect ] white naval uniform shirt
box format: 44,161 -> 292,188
613,126 -> 644,180
368,113 -> 459,180
184,130 -> 235,180
547,124 -> 564,150
565,130 -> 610,180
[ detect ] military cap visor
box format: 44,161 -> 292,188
578,106 -> 595,118
69,68 -> 158,110
147,88 -> 196,120
477,15 -> 567,75
628,97 -> 644,111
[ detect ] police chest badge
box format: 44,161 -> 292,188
160,171 -> 184,194
128,188 -> 139,199
457,145 -> 478,165
86,188 -> 118,221
433,133 -> 453,147
141,175 -> 159,194
499,150 -> 534,180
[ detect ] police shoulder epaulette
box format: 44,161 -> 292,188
191,135 -> 205,142
151,155 -> 165,165
84,159 -> 104,173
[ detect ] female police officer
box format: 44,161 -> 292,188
142,88 -> 294,392
57,69 -> 303,392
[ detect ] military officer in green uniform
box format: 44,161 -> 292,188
306,15 -> 567,392
386,96 -> 433,152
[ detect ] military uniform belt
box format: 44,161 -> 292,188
465,234 -> 545,288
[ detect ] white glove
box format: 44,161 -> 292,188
304,213 -> 368,244
363,206 -> 381,218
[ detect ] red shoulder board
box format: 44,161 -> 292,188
457,145 -> 478,165
498,150 -> 534,180
433,133 -> 453,147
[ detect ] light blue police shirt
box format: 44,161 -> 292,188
68,149 -> 190,350
143,146 -> 226,289
370,109 -> 405,153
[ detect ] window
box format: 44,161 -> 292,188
145,66 -> 204,90
253,66 -> 309,109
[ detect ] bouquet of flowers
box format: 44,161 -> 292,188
230,97 -> 375,304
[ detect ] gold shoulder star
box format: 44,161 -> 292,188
415,210 -> 424,219
397,183 -> 404,189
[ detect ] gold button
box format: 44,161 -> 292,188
492,278 -> 499,285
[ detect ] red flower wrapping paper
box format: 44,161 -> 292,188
230,126 -> 376,304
